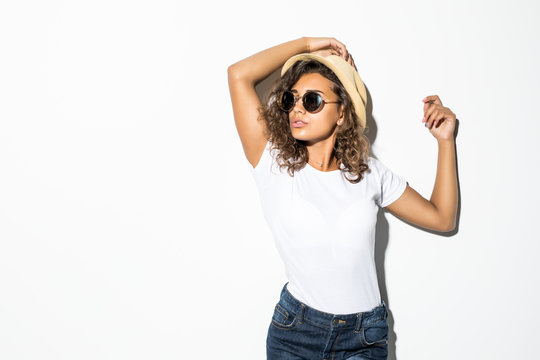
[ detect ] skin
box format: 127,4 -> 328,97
288,73 -> 344,171
386,95 -> 458,232
228,37 -> 458,232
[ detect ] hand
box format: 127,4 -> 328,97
422,95 -> 457,142
306,37 -> 357,70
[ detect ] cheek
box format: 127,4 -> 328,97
316,113 -> 339,129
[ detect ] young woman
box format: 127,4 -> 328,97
227,37 -> 458,360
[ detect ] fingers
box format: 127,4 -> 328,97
334,40 -> 356,69
330,38 -> 349,60
320,38 -> 356,68
422,95 -> 442,129
423,104 -> 453,130
423,104 -> 439,129
332,41 -> 355,68
422,95 -> 442,106
422,96 -> 435,128
348,53 -> 357,70
421,95 -> 457,136
424,108 -> 446,129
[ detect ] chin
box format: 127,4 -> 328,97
291,133 -> 308,142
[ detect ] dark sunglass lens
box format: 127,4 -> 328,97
281,91 -> 295,111
304,92 -> 323,112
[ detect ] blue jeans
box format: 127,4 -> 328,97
266,282 -> 389,360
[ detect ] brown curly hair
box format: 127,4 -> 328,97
258,59 -> 371,184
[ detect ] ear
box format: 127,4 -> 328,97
338,104 -> 345,120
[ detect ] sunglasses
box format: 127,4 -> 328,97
278,90 -> 340,113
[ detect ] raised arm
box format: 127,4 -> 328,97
227,37 -> 308,168
227,37 -> 351,168
385,95 -> 458,232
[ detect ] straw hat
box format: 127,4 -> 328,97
281,53 -> 368,129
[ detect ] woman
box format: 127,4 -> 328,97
227,37 -> 458,360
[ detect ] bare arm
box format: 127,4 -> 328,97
227,37 -> 351,168
228,37 -> 309,85
386,139 -> 458,231
386,96 -> 458,232
430,139 -> 458,229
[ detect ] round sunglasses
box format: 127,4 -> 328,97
278,90 -> 340,113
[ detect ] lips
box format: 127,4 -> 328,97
292,119 -> 308,128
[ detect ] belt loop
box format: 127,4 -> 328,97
354,312 -> 362,332
298,303 -> 305,324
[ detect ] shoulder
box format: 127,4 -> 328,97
365,156 -> 382,175
249,140 -> 289,180
366,156 -> 381,166
366,156 -> 393,172
364,156 -> 400,182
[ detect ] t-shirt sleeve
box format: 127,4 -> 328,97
370,157 -> 408,208
246,140 -> 277,190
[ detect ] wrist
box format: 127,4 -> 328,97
302,37 -> 311,53
437,138 -> 455,147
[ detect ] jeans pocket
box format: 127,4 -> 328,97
362,318 -> 389,346
271,303 -> 299,330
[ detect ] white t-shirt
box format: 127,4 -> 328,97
248,140 -> 407,314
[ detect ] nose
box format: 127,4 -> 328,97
292,96 -> 306,114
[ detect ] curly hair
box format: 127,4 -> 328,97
258,59 -> 371,184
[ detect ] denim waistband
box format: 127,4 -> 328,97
279,282 -> 388,330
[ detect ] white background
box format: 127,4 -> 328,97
1,1 -> 539,359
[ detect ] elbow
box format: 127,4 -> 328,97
228,63 -> 255,85
227,64 -> 245,82
227,64 -> 238,80
438,218 -> 456,232
227,64 -> 237,77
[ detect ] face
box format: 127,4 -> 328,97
287,73 -> 344,145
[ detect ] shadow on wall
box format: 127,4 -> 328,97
371,83 -> 461,360
375,200 -> 461,360
255,67 -> 281,107
374,210 -> 398,360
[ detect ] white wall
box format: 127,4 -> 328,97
1,0 -> 539,359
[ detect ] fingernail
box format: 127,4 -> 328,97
422,117 -> 426,122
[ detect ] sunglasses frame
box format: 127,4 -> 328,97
278,90 -> 340,113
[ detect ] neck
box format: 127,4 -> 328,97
306,142 -> 339,171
